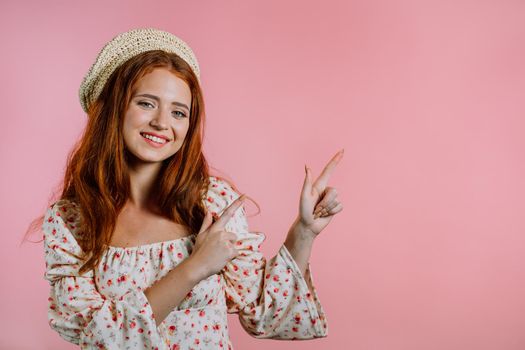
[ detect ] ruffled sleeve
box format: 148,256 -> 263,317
42,199 -> 166,350
206,176 -> 328,340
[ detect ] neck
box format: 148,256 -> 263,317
127,160 -> 163,210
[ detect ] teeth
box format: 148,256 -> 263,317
142,133 -> 167,144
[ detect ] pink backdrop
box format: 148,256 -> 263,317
2,0 -> 525,349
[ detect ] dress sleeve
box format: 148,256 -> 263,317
206,177 -> 328,340
42,200 -> 166,350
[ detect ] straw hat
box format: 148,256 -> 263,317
78,28 -> 200,113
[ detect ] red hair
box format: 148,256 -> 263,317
26,50 -> 254,274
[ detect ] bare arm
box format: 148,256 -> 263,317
143,258 -> 204,327
284,218 -> 315,277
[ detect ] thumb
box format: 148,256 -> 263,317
301,164 -> 313,197
199,210 -> 213,234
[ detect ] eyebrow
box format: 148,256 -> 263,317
134,93 -> 190,112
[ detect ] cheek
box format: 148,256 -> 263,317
173,122 -> 191,139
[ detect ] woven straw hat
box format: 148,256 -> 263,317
78,28 -> 201,113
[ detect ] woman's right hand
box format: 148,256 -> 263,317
188,194 -> 246,281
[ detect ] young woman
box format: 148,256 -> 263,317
42,27 -> 344,349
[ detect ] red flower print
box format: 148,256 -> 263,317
129,321 -> 136,329
294,313 -> 301,324
292,327 -> 299,332
138,328 -> 144,333
184,309 -> 190,315
207,197 -> 214,203
107,279 -> 112,287
177,252 -> 183,259
199,310 -> 205,317
203,324 -> 209,331
273,275 -> 280,282
194,338 -> 200,345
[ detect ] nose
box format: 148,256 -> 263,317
149,106 -> 170,130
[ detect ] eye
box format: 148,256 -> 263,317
173,110 -> 187,118
138,101 -> 155,108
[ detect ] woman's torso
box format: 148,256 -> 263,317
94,206 -> 232,349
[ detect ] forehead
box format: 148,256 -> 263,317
133,68 -> 191,102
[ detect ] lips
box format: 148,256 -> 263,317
140,132 -> 170,148
140,132 -> 170,141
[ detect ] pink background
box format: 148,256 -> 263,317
1,0 -> 524,349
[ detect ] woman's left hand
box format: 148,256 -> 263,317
296,149 -> 344,238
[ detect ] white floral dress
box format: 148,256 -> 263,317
43,176 -> 328,349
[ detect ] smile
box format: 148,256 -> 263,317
140,132 -> 169,147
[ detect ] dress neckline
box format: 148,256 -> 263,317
107,234 -> 196,251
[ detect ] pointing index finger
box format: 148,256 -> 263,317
313,149 -> 344,192
212,194 -> 246,229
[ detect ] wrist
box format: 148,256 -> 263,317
285,219 -> 315,252
290,216 -> 317,242
180,256 -> 208,284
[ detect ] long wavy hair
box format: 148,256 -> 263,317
26,50 -> 254,275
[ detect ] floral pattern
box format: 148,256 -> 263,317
43,176 -> 328,349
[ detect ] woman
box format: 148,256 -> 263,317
42,27 -> 344,349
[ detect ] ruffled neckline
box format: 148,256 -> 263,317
106,234 -> 196,252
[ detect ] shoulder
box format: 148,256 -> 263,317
43,198 -> 83,242
204,175 -> 242,213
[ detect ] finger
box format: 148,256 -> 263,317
199,210 -> 214,234
313,149 -> 344,193
301,164 -> 313,198
313,187 -> 338,214
230,247 -> 241,260
315,200 -> 340,218
223,231 -> 238,244
317,196 -> 339,213
321,202 -> 343,217
213,194 -> 246,230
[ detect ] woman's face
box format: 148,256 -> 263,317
122,67 -> 192,166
